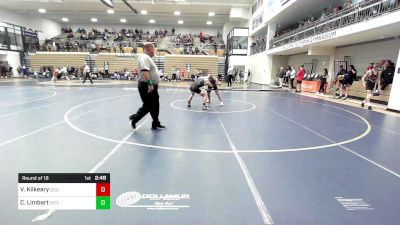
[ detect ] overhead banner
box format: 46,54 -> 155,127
23,28 -> 38,37
252,11 -> 264,30
281,31 -> 337,50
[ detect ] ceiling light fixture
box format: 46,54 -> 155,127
38,9 -> 46,13
62,18 -> 69,22
120,18 -> 127,23
207,21 -> 212,25
100,0 -> 114,8
208,12 -> 215,16
141,10 -> 148,15
107,9 -> 114,14
91,18 -> 98,22
149,19 -> 155,23
174,11 -> 181,16
178,20 -> 184,24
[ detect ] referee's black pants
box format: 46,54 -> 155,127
130,82 -> 160,127
83,72 -> 93,84
227,75 -> 233,86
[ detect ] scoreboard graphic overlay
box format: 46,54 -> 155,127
18,173 -> 110,210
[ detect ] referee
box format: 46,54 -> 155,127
82,63 -> 93,84
129,43 -> 165,130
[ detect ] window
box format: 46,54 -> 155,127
233,36 -> 248,49
0,24 -> 29,51
227,28 -> 248,55
0,27 -> 8,49
14,28 -> 24,51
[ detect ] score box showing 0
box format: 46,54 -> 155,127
18,173 -> 110,210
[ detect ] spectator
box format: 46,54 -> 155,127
335,65 -> 347,91
361,63 -> 381,110
296,65 -> 305,92
348,64 -> 357,81
239,70 -> 244,83
246,69 -> 251,83
339,65 -> 355,100
176,67 -> 180,80
333,6 -> 343,14
0,63 -> 7,79
381,60 -> 395,90
344,0 -> 352,8
284,66 -> 290,84
22,65 -> 28,79
289,66 -> 296,90
278,67 -> 285,88
320,8 -> 329,20
317,68 -> 328,95
227,65 -> 234,87
119,43 -> 124,54
104,61 -> 110,79
171,66 -> 178,81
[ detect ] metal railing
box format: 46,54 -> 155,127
250,42 -> 266,55
270,0 -> 400,49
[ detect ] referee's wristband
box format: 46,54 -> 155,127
146,80 -> 153,86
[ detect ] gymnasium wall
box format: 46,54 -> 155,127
271,55 -> 289,78
335,37 -> 400,73
287,54 -> 331,74
0,7 -> 61,41
248,51 -> 269,84
0,50 -> 21,77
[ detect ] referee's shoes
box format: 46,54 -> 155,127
151,123 -> 166,130
129,119 -> 166,130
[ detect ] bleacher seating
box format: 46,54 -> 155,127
217,49 -> 225,57
346,81 -> 392,103
164,55 -> 219,79
30,53 -> 88,71
95,54 -> 137,73
41,28 -> 225,57
325,80 -> 392,103
29,28 -> 225,77
202,49 -> 216,55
